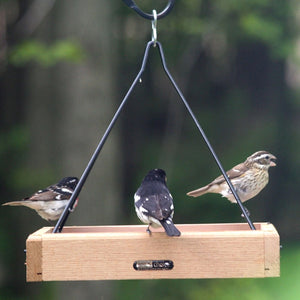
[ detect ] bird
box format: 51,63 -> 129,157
134,168 -> 181,237
187,151 -> 276,213
2,177 -> 79,221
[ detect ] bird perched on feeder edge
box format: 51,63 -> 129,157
134,168 -> 181,237
187,151 -> 276,214
2,176 -> 79,221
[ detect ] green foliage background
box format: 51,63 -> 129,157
0,0 -> 299,299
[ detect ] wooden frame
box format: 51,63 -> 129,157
26,223 -> 280,281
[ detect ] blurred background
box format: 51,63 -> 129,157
0,0 -> 299,299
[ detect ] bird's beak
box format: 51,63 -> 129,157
270,156 -> 277,167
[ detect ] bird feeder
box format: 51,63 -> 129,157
25,0 -> 280,281
26,223 -> 279,281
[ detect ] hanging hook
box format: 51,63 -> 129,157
122,0 -> 175,20
151,10 -> 157,46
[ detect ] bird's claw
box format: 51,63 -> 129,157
146,225 -> 152,235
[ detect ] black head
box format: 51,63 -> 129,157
57,177 -> 79,189
143,169 -> 167,184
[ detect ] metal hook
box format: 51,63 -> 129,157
122,0 -> 175,20
151,10 -> 157,46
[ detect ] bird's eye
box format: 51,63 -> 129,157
265,155 -> 270,160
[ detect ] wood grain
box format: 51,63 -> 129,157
26,223 -> 280,281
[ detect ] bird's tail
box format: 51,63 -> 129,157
186,185 -> 209,197
160,218 -> 181,237
2,201 -> 24,206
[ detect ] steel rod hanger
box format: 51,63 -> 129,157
153,41 -> 256,230
53,41 -> 154,233
53,1 -> 255,232
53,39 -> 255,232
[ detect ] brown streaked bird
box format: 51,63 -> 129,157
187,151 -> 276,204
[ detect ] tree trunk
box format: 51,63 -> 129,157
25,1 -> 121,298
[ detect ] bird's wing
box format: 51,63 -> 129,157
26,188 -> 71,201
141,194 -> 173,221
209,163 -> 249,185
157,192 -> 174,219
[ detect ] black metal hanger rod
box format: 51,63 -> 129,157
53,0 -> 255,232
53,42 -> 154,233
53,39 -> 255,232
154,41 -> 256,230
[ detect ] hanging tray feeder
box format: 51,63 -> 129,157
26,223 -> 279,281
25,0 -> 280,281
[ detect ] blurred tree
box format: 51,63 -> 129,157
0,0 -> 299,299
1,0 -> 121,299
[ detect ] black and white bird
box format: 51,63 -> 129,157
2,177 -> 79,221
134,169 -> 181,237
